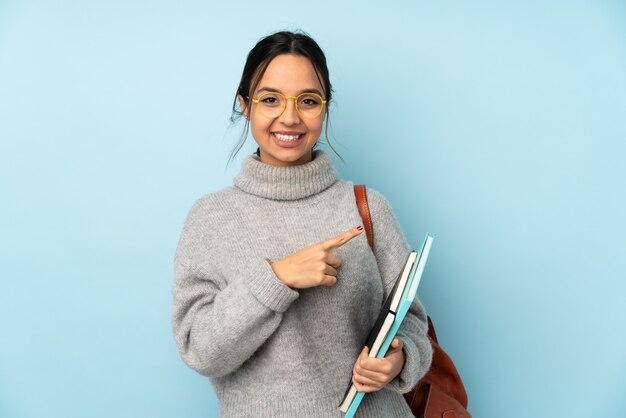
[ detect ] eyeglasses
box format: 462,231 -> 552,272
247,92 -> 327,119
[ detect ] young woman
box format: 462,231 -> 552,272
172,31 -> 433,417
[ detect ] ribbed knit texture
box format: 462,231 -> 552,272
172,151 -> 433,417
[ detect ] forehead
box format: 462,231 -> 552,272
255,54 -> 323,93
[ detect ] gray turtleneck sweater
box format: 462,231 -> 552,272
172,151 -> 433,417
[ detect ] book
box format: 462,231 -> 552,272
363,250 -> 418,354
339,235 -> 434,416
338,250 -> 417,412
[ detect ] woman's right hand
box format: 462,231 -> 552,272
271,226 -> 364,289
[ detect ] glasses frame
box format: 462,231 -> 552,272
247,92 -> 327,119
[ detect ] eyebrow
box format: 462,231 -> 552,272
257,86 -> 324,96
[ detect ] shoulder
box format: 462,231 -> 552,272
337,181 -> 398,221
184,186 -> 240,218
178,186 -> 244,237
360,186 -> 408,247
175,186 -> 242,262
357,185 -> 396,219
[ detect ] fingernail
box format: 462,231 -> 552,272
357,226 -> 363,231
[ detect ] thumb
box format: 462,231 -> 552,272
360,346 -> 369,361
391,337 -> 404,350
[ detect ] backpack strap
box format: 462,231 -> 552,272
354,184 -> 374,248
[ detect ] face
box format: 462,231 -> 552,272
239,54 -> 326,167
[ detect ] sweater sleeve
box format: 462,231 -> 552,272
366,189 -> 433,394
171,199 -> 299,378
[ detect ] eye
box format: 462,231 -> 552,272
299,95 -> 320,107
259,94 -> 282,106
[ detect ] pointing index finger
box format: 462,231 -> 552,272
320,226 -> 364,250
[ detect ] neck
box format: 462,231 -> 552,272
234,150 -> 338,200
257,148 -> 313,167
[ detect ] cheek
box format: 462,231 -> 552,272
250,115 -> 271,135
311,120 -> 324,137
305,115 -> 324,132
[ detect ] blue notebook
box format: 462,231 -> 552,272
341,235 -> 433,417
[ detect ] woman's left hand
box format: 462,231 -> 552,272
351,337 -> 405,393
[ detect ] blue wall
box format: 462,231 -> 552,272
1,1 -> 625,417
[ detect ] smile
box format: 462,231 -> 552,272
272,133 -> 303,142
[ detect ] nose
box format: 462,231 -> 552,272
279,97 -> 301,125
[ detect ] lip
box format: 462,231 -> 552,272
272,131 -> 305,135
271,132 -> 306,148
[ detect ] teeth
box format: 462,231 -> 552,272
274,133 -> 301,141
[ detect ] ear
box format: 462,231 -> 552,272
238,95 -> 249,120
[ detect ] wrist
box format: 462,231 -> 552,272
270,260 -> 291,287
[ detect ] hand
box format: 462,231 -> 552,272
271,226 -> 363,289
352,337 -> 406,393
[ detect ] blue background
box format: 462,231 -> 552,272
1,1 -> 625,417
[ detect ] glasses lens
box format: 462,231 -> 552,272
257,93 -> 284,118
254,92 -> 324,119
297,93 -> 323,118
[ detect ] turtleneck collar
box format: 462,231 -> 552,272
234,150 -> 338,201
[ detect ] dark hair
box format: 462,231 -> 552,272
229,30 -> 340,163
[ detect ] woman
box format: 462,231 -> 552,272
172,30 -> 433,417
